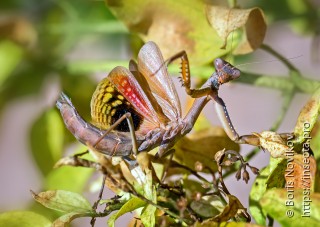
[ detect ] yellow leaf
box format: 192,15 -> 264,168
284,154 -> 317,191
294,87 -> 320,143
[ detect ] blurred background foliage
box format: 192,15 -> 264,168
0,0 -> 320,226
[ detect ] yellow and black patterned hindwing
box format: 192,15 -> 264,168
90,78 -> 143,132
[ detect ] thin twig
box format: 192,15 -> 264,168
122,177 -> 192,226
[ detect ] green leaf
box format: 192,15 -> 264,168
67,60 -> 127,75
140,181 -> 157,227
106,0 -> 231,66
294,86 -> 320,143
265,159 -> 288,189
44,142 -> 94,194
47,110 -> 64,161
135,162 -> 157,227
290,71 -> 320,94
287,0 -> 317,35
183,179 -> 211,200
311,122 -> 320,164
143,168 -> 155,200
190,197 -> 222,218
195,221 -> 264,227
0,65 -> 46,111
45,165 -> 93,193
151,161 -> 165,183
32,190 -> 93,213
30,109 -> 64,176
0,40 -> 23,86
236,72 -> 295,91
260,189 -> 320,227
107,197 -> 146,227
0,211 -> 51,227
249,158 -> 287,225
141,203 -> 157,227
28,201 -> 63,224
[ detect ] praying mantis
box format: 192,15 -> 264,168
56,41 -> 282,159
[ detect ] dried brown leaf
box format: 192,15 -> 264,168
253,131 -> 290,158
206,6 -> 266,54
172,127 -> 239,174
202,194 -> 244,223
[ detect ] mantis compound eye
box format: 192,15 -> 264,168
214,58 -> 224,70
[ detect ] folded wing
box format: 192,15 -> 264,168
137,41 -> 181,121
106,66 -> 169,132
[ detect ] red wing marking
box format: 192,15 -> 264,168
107,66 -> 161,128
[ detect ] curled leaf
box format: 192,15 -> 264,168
52,212 -> 93,227
214,148 -> 226,165
253,131 -> 290,158
206,6 -> 266,54
202,194 -> 245,223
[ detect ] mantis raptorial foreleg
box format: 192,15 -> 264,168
208,77 -> 294,145
211,94 -> 260,145
172,53 -> 290,146
165,51 -> 213,98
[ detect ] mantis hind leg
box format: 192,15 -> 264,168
93,112 -> 139,156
